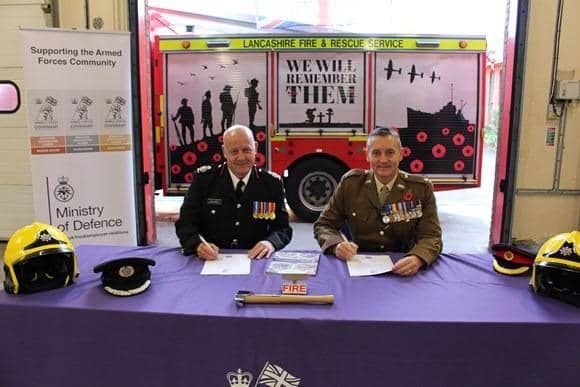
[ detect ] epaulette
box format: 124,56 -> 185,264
342,169 -> 367,179
195,165 -> 213,174
260,168 -> 282,180
400,171 -> 431,185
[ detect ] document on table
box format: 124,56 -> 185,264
200,253 -> 251,275
346,254 -> 393,276
266,252 -> 320,275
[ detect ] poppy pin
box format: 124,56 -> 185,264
403,191 -> 413,201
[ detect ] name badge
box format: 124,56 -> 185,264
207,198 -> 222,205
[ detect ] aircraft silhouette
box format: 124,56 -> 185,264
430,71 -> 441,83
201,65 -> 208,70
384,59 -> 402,80
408,64 -> 424,83
177,81 -> 185,86
219,64 -> 226,69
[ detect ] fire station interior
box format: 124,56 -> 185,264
0,0 -> 579,263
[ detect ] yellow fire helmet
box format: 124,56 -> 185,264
531,230 -> 580,306
3,222 -> 79,294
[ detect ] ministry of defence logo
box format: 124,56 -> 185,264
54,176 -> 74,203
227,362 -> 300,387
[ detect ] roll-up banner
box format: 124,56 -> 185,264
21,28 -> 137,245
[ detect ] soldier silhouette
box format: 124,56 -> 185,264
172,98 -> 195,145
305,108 -> 316,123
245,78 -> 262,129
219,85 -> 236,133
201,90 -> 213,138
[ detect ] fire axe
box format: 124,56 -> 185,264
235,290 -> 334,307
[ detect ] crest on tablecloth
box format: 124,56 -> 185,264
227,368 -> 253,387
226,362 -> 300,387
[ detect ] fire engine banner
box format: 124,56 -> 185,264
165,52 -> 268,186
278,52 -> 365,132
20,28 -> 137,245
375,52 -> 479,177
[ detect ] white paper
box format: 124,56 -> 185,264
200,253 -> 251,275
346,254 -> 393,277
266,252 -> 320,275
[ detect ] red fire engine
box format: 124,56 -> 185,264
152,35 -> 486,221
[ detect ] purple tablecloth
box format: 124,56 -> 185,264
1,245 -> 579,387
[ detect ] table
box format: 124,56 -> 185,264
1,245 -> 579,387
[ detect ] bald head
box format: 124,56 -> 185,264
223,125 -> 255,143
222,125 -> 257,178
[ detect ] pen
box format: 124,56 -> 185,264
341,232 -> 358,248
199,235 -> 211,248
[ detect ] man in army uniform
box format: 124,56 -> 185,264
314,127 -> 442,276
176,125 -> 292,260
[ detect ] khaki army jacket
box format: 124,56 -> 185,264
314,169 -> 442,264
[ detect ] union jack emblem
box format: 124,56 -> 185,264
255,362 -> 301,387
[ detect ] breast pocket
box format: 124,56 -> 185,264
346,207 -> 374,236
204,199 -> 230,229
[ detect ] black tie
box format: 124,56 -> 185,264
235,180 -> 245,200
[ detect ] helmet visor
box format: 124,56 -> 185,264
13,248 -> 75,293
535,263 -> 580,306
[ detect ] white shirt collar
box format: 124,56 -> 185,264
228,167 -> 251,189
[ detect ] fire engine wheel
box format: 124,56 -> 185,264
286,159 -> 347,222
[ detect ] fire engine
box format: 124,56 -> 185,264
152,34 -> 486,221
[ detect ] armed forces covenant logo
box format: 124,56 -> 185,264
105,96 -> 128,129
33,96 -> 59,129
54,176 -> 74,202
226,362 -> 300,387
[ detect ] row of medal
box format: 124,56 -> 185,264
252,201 -> 276,220
380,200 -> 423,224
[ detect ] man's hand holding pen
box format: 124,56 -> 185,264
196,236 -> 275,260
334,233 -> 358,261
196,235 -> 219,260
